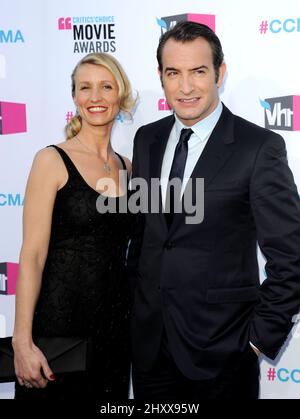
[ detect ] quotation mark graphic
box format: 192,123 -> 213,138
58,17 -> 72,30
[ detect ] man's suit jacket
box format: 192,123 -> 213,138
128,104 -> 300,380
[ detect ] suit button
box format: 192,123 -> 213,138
164,241 -> 174,250
157,285 -> 161,291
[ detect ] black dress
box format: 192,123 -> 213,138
15,145 -> 133,400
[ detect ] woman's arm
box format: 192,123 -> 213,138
12,147 -> 65,388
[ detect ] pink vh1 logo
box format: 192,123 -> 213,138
0,262 -> 18,295
261,96 -> 300,131
0,101 -> 27,135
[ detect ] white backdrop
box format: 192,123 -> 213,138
1,0 -> 300,399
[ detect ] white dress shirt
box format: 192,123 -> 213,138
160,101 -> 223,208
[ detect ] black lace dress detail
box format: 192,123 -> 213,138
15,145 -> 133,400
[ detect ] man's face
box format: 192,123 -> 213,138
159,37 -> 226,126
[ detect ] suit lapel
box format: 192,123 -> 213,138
149,115 -> 175,180
149,115 -> 175,233
188,105 -> 235,186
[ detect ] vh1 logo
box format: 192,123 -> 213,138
0,262 -> 18,295
157,13 -> 215,33
261,96 -> 300,131
0,101 -> 27,135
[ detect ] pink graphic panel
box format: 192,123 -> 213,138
293,96 -> 300,131
0,101 -> 27,135
7,262 -> 19,295
187,14 -> 216,31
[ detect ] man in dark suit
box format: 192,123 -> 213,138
128,21 -> 300,400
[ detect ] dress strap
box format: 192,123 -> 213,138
47,145 -> 129,184
46,145 -> 80,178
115,152 -> 129,184
115,152 -> 127,171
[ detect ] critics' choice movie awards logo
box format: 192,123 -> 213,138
0,101 -> 27,135
0,262 -> 18,296
260,96 -> 300,131
58,16 -> 116,54
157,13 -> 215,33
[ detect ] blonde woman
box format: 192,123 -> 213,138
13,53 -> 136,400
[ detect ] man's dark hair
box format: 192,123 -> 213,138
157,21 -> 224,82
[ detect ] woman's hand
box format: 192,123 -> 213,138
13,339 -> 55,389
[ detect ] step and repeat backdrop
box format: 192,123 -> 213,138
1,0 -> 300,399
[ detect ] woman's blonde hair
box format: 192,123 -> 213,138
65,53 -> 136,139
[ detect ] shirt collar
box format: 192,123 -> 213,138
174,100 -> 223,141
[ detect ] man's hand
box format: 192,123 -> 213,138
250,342 -> 261,357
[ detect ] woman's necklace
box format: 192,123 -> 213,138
75,135 -> 111,174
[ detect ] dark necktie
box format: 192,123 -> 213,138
165,128 -> 193,228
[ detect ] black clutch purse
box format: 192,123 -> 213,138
0,336 -> 93,383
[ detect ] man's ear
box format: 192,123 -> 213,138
217,62 -> 226,87
158,67 -> 164,88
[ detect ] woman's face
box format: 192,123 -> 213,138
73,63 -> 120,128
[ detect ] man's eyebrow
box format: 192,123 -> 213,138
190,65 -> 209,71
164,67 -> 179,73
164,65 -> 209,73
